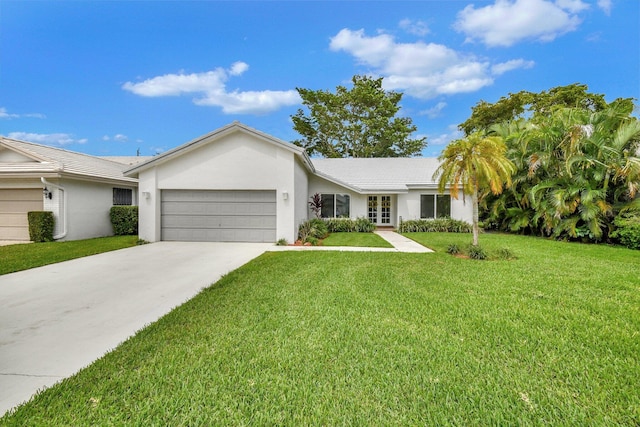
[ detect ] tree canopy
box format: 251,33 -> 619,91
459,83 -> 614,135
482,99 -> 640,242
291,75 -> 426,158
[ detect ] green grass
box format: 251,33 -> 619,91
0,236 -> 139,275
322,231 -> 394,247
2,234 -> 639,425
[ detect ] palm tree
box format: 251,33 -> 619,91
434,132 -> 516,245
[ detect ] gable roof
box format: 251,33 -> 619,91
311,157 -> 443,193
125,121 -> 315,176
0,137 -> 138,184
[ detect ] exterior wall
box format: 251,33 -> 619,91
60,179 -> 137,241
399,189 -> 472,223
308,175 -> 474,226
307,174 -> 368,220
137,132 -> 299,242
292,156 -> 309,239
0,177 -> 136,241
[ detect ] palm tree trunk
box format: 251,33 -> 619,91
472,187 -> 479,246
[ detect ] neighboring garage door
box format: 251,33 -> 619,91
0,189 -> 44,241
161,190 -> 277,242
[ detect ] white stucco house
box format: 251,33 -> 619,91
0,137 -> 141,241
125,122 -> 472,243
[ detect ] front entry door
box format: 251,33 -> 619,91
368,195 -> 392,225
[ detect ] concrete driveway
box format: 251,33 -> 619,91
0,241 -> 271,416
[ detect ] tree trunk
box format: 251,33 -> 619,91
472,187 -> 479,246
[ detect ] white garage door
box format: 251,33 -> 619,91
0,189 -> 44,241
161,190 -> 276,242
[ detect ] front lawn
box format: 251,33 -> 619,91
2,234 -> 638,425
0,236 -> 139,275
321,231 -> 393,247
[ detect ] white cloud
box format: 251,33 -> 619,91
597,0 -> 612,15
329,28 -> 532,99
122,62 -> 300,114
429,125 -> 464,147
8,132 -> 87,146
454,0 -> 589,47
0,107 -> 45,119
420,102 -> 448,119
114,134 -> 128,142
491,59 -> 535,75
399,18 -> 430,36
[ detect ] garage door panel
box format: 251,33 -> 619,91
162,227 -> 275,243
162,190 -> 274,203
161,201 -> 276,216
0,189 -> 43,241
161,190 -> 276,242
0,213 -> 29,227
162,214 -> 276,229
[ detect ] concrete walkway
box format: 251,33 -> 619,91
0,242 -> 271,416
267,230 -> 433,253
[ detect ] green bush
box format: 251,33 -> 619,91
27,211 -> 55,242
496,247 -> 516,260
309,218 -> 329,239
446,243 -> 460,255
355,216 -> 375,232
468,244 -> 488,260
398,218 -> 472,233
298,219 -> 328,243
110,206 -> 139,236
324,217 -> 374,233
610,212 -> 640,249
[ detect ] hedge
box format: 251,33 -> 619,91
110,206 -> 139,236
27,211 -> 55,242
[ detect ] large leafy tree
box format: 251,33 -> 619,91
291,75 -> 426,158
482,100 -> 640,241
434,132 -> 515,245
459,83 -> 609,135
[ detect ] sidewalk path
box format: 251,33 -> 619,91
268,230 -> 433,253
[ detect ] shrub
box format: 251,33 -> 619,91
27,211 -> 55,242
610,211 -> 640,250
398,218 -> 472,233
496,247 -> 516,260
298,219 -> 328,243
468,244 -> 487,260
355,216 -> 375,232
446,243 -> 460,255
308,193 -> 322,219
325,218 -> 355,232
276,238 -> 288,246
305,236 -> 319,246
324,217 -> 374,233
110,206 -> 139,236
309,218 -> 329,239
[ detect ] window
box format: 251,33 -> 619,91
320,194 -> 350,218
420,194 -> 450,218
113,188 -> 133,205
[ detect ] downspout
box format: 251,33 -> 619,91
41,177 -> 67,240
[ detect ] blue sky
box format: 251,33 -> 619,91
1,0 -> 637,157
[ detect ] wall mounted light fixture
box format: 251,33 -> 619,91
43,187 -> 52,199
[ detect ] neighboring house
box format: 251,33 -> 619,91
0,137 -> 141,241
125,122 -> 472,243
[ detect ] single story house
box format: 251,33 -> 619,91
125,122 -> 472,243
0,137 -> 141,241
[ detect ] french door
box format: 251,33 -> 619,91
368,195 -> 392,225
